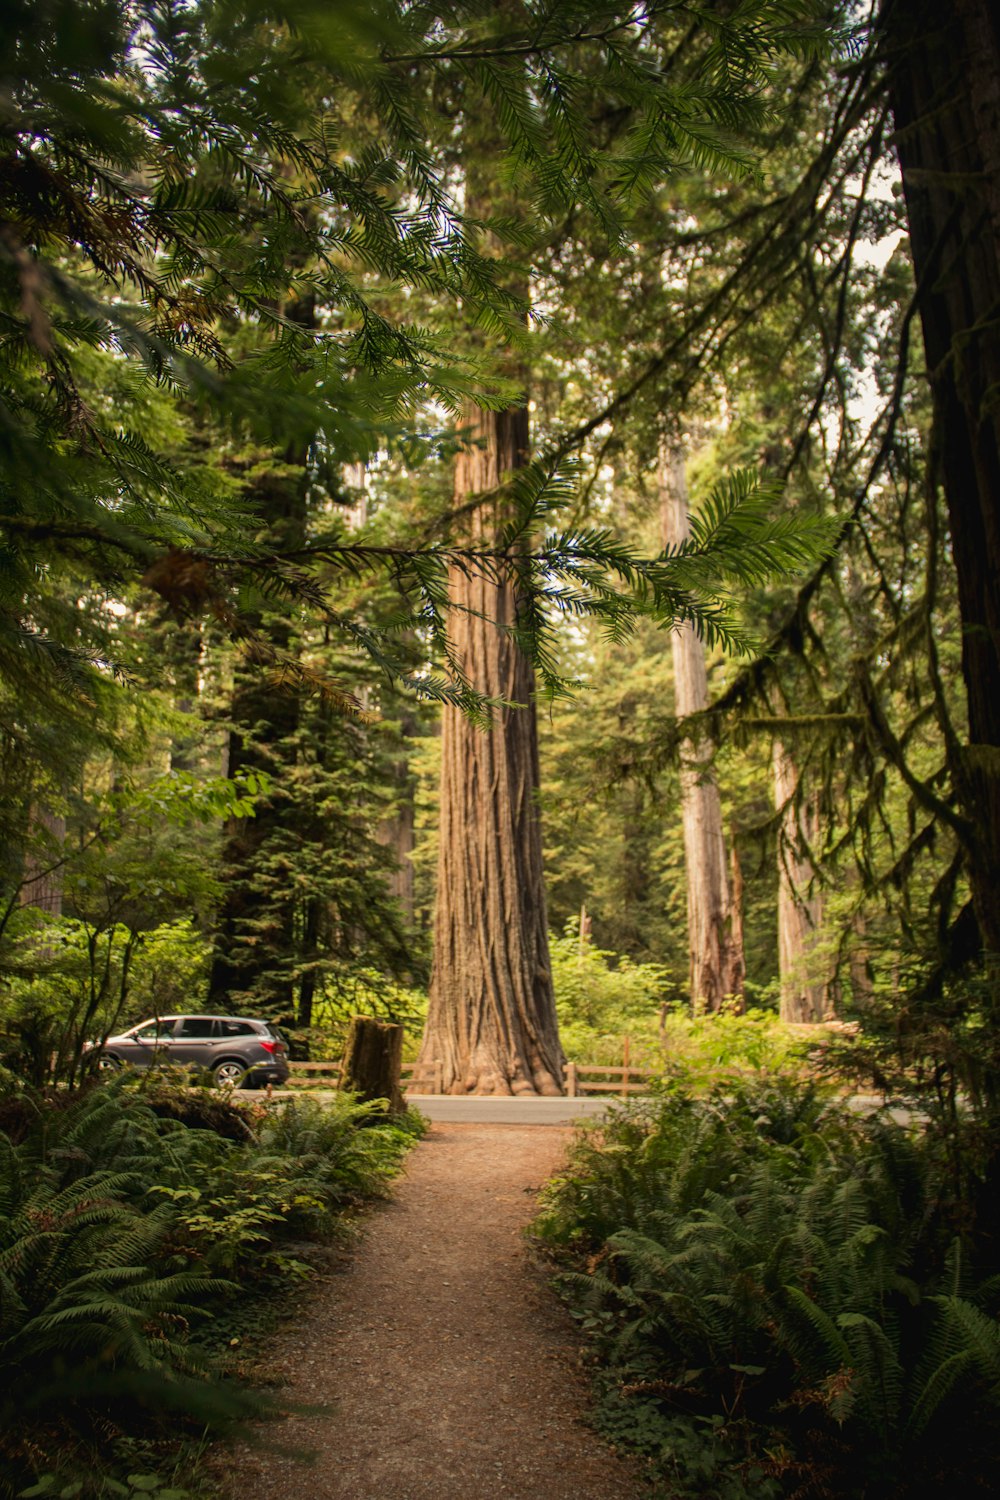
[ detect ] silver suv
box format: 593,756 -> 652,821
97,1015 -> 290,1087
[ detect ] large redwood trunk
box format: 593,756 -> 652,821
417,404 -> 564,1094
660,447 -> 745,1012
882,0 -> 1000,953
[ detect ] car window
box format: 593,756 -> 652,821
218,1020 -> 255,1037
134,1021 -> 172,1040
176,1017 -> 217,1038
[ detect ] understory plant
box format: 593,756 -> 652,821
0,1079 -> 421,1497
536,1075 -> 1000,1498
550,928 -> 819,1072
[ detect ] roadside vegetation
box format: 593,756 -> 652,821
0,1077 -> 421,1499
536,1053 -> 1000,1500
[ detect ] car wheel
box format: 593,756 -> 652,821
98,1054 -> 123,1071
213,1059 -> 247,1088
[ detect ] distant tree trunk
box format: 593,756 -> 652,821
19,806 -> 65,917
660,446 -> 745,1012
209,674 -> 299,1011
163,618 -> 203,774
883,0 -> 1000,953
849,911 -> 875,1010
346,465 -> 417,926
416,403 -> 564,1094
297,896 -> 320,1030
730,837 -> 745,966
376,805 -> 415,924
375,705 -> 418,927
772,740 -> 831,1023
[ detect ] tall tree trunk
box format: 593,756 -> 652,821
163,617 -> 203,774
375,704 -> 417,927
882,0 -> 1000,953
298,895 -> 320,1030
416,404 -> 563,1094
344,463 -> 417,924
849,911 -> 874,1011
660,446 -> 745,1012
772,740 -> 830,1023
375,802 -> 415,925
18,806 -> 65,917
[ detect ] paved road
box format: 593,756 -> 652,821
249,1090 -> 919,1125
404,1093 -> 618,1123
250,1089 -> 620,1123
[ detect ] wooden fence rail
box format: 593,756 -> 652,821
286,1059 -> 651,1098
564,1062 -> 654,1096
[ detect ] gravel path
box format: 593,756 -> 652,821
224,1123 -> 647,1500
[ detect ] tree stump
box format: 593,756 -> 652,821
340,1016 -> 406,1114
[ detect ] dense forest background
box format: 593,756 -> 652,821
2,0 -> 998,1114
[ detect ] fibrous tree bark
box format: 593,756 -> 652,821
346,464 -> 417,927
660,446 -> 745,1013
416,403 -> 564,1094
882,0 -> 1000,954
375,801 -> 416,926
375,706 -> 418,928
772,740 -> 831,1023
18,807 -> 65,918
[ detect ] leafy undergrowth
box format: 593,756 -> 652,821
0,1078 -> 423,1499
535,1074 -> 1000,1500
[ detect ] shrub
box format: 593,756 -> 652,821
0,1080 -> 421,1497
0,1088 -> 261,1499
550,929 -> 672,1065
549,928 -> 818,1076
537,1075 -> 1000,1498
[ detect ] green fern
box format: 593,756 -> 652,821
538,1073 -> 1000,1491
0,1081 -> 420,1495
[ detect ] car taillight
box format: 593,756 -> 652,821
259,1039 -> 277,1053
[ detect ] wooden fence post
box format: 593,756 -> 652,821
566,1061 -> 578,1097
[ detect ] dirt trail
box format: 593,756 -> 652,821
226,1122 -> 647,1500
